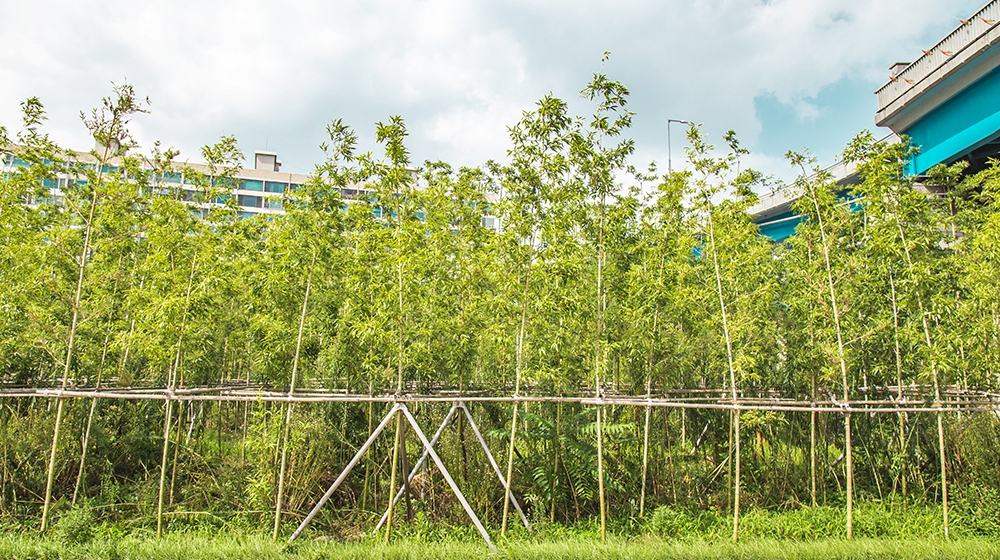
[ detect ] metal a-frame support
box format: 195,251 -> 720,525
373,400 -> 531,534
288,402 -> 497,551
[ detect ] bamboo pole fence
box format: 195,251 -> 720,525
4,378 -> 997,547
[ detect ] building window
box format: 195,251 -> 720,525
243,179 -> 263,192
238,194 -> 262,208
265,181 -> 286,193
157,171 -> 182,183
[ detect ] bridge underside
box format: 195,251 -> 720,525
905,60 -> 1000,175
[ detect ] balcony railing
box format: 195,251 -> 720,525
876,0 -> 1000,112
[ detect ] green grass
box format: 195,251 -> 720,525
2,499 -> 996,559
0,532 -> 997,560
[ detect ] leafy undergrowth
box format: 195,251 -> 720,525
645,501 -> 994,540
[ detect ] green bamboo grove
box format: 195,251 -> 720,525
1,77 -> 1000,542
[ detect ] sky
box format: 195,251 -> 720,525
0,0 -> 988,187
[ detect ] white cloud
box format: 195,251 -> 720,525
0,0 -> 984,177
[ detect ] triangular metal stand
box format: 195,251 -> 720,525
287,402 -> 500,551
372,400 -> 531,534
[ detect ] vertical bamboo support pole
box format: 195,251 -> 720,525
157,253 -> 198,537
273,250 -> 316,540
156,391 -> 175,537
168,397 -> 185,506
596,404 -> 606,542
361,394 -> 373,512
41,158 -> 106,531
936,389 -> 948,538
810,370 -> 817,508
595,236 -> 607,544
400,420 -> 413,521
385,156 -> 409,544
501,366 -> 522,536
384,413 -> 403,544
641,240 -> 666,518
640,382 -> 652,517
893,207 -> 947,537
808,250 -> 817,508
502,227 -> 535,538
706,203 -> 740,543
888,271 -> 907,501
73,329 -> 111,504
801,171 -> 853,538
551,402 -> 561,523
681,409 -> 686,448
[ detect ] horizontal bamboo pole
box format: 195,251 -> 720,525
10,387 -> 999,414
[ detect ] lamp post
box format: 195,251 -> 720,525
667,119 -> 691,174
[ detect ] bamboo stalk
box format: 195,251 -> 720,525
705,196 -> 740,543
640,384 -> 652,517
502,226 -> 535,538
551,402 -> 560,523
360,399 -> 373,512
888,271 -> 908,502
892,201 -> 948,537
168,397 -> 185,506
596,404 -> 606,542
641,242 -> 666,517
400,419 -> 412,522
594,190 -> 607,544
384,133 -> 410,544
157,251 -> 198,537
808,249 -> 818,509
810,370 -> 817,508
41,150 -> 107,532
156,396 -> 175,538
384,413 -> 403,544
273,249 -> 316,540
800,166 -> 853,538
72,330 -> 110,504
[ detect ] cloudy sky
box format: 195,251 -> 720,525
0,0 -> 986,185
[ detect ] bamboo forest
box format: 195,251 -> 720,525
1,76 -> 1000,554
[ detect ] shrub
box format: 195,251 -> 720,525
53,502 -> 94,544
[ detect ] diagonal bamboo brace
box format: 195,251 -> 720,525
398,404 -> 497,551
288,403 -> 400,543
459,402 -> 531,531
374,402 -> 460,533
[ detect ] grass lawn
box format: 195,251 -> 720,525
1,533 -> 997,560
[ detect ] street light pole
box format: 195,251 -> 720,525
667,119 -> 691,174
